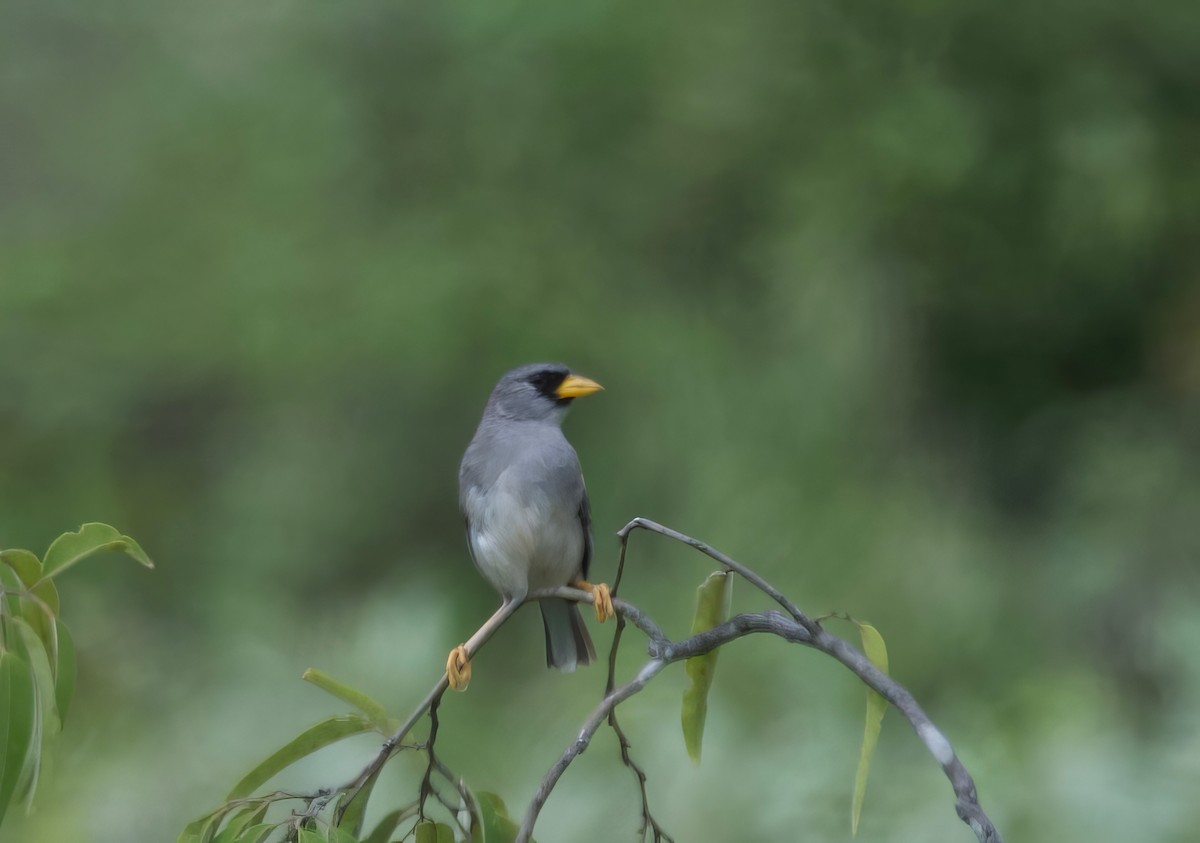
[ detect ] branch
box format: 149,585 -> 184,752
339,598 -> 525,807
515,659 -> 667,842
330,518 -> 999,843
599,519 -> 1003,843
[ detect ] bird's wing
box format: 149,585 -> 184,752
462,516 -> 478,566
578,484 -> 594,581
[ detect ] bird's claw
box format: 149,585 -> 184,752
446,644 -> 471,691
573,579 -> 615,623
592,582 -> 614,622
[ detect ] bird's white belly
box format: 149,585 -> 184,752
464,475 -> 582,599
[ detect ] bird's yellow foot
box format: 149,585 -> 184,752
446,644 -> 471,691
573,579 -> 615,623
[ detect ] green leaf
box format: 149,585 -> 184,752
21,583 -> 60,688
233,824 -> 277,843
32,579 -> 60,617
226,714 -> 373,800
219,801 -> 269,840
0,651 -> 36,827
298,829 -> 325,843
177,809 -> 221,843
0,550 -> 42,588
436,822 -> 455,843
10,616 -> 60,738
361,808 -> 408,843
0,563 -> 22,617
475,792 -> 531,843
39,522 -> 154,583
302,668 -> 390,731
681,570 -> 732,764
6,615 -> 57,808
0,553 -> 57,679
327,826 -> 358,843
414,821 -> 438,843
53,619 -> 76,728
851,621 -> 889,836
335,766 -> 381,836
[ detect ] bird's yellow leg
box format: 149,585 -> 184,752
572,579 -> 615,623
446,644 -> 472,691
444,599 -> 522,693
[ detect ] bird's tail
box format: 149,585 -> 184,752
540,598 -> 596,672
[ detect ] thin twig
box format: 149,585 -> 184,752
417,696 -> 442,820
515,659 -> 668,843
606,529 -> 673,842
339,598 -> 525,807
617,518 -> 821,636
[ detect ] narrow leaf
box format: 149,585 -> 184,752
177,811 -> 221,843
233,824 -> 277,843
336,765 -> 381,836
39,522 -> 154,583
851,622 -> 889,835
327,826 -> 358,843
8,616 -> 56,807
302,668 -> 390,730
0,651 -> 36,826
22,585 -> 59,686
475,791 -> 531,843
361,807 -> 410,843
33,580 -> 60,617
414,821 -> 456,843
226,714 -> 373,800
53,619 -> 76,727
0,563 -> 22,617
10,616 -> 61,738
681,570 -> 732,763
221,801 -> 269,839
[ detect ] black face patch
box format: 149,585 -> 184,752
526,368 -> 571,404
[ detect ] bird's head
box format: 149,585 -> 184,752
486,362 -> 603,423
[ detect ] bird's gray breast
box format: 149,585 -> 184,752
459,424 -> 586,598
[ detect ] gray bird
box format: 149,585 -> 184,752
455,363 -> 610,681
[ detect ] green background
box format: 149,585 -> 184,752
3,0 -> 1198,840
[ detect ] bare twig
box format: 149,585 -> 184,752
417,696 -> 442,820
617,518 -> 821,636
339,598 -> 525,808
515,659 -> 668,843
605,617 -> 673,842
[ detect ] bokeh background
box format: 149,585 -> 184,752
3,0 -> 1199,841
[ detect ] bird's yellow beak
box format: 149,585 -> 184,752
555,374 -> 604,399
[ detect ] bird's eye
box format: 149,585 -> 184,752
526,370 -> 565,398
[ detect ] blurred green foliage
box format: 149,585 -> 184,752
2,0 -> 1198,840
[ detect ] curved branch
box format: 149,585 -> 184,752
334,518 -> 1000,843
610,518 -> 1003,843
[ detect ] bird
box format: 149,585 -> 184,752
447,363 -> 614,690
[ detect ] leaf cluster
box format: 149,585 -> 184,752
0,523 -> 153,828
179,670 -> 532,843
